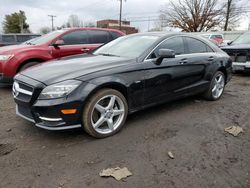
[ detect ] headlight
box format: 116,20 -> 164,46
39,80 -> 82,99
0,54 -> 14,61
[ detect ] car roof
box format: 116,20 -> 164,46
60,27 -> 125,34
128,32 -> 208,39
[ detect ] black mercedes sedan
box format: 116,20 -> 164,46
13,33 -> 232,138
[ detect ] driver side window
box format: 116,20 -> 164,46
148,37 -> 185,59
61,30 -> 89,45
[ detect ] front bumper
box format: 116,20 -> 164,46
13,75 -> 97,131
15,95 -> 84,131
0,73 -> 13,86
232,62 -> 250,72
16,105 -> 82,130
0,58 -> 19,86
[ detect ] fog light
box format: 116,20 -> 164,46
61,109 -> 77,114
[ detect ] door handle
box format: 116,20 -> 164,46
208,56 -> 214,61
81,48 -> 90,53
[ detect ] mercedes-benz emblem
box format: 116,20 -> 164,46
12,82 -> 19,97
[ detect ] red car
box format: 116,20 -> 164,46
0,28 -> 124,86
201,34 -> 224,45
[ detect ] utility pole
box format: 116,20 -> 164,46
119,0 -> 123,31
118,0 -> 126,31
48,15 -> 56,31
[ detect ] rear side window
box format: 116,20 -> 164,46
61,30 -> 89,45
2,35 -> 15,42
89,30 -> 110,44
110,32 -> 121,40
185,37 -> 213,53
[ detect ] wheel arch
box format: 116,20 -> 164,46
88,82 -> 128,102
217,66 -> 227,82
16,58 -> 45,73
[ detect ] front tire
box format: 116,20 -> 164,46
203,71 -> 225,101
82,89 -> 128,138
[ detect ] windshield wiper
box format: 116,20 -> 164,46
25,42 -> 34,45
98,53 -> 120,57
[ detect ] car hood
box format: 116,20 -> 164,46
221,44 -> 250,50
0,44 -> 40,54
20,54 -> 135,85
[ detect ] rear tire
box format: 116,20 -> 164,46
82,89 -> 128,138
203,71 -> 225,101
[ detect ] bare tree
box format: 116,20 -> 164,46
160,0 -> 223,32
68,14 -> 82,27
222,0 -> 242,31
83,21 -> 96,27
39,26 -> 51,34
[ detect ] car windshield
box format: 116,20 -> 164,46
22,37 -> 41,45
29,30 -> 64,45
232,33 -> 250,45
93,35 -> 160,58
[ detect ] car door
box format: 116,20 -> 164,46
51,30 -> 97,58
143,36 -> 206,106
179,36 -> 216,93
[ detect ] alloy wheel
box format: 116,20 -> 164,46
91,95 -> 125,134
212,73 -> 225,99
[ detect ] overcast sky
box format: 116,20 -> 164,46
0,0 -> 249,33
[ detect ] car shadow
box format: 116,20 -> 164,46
2,84 -> 205,141
32,95 -> 202,141
233,72 -> 250,77
0,85 -> 12,91
126,95 -> 200,123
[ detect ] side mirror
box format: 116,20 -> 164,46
155,49 -> 175,65
159,49 -> 175,58
53,39 -> 65,47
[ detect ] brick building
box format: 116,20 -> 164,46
97,19 -> 138,34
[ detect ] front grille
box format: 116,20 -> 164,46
19,82 -> 33,92
223,49 -> 250,62
13,81 -> 34,102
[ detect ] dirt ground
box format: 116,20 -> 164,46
0,75 -> 250,188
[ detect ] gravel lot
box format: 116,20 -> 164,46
0,75 -> 250,188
